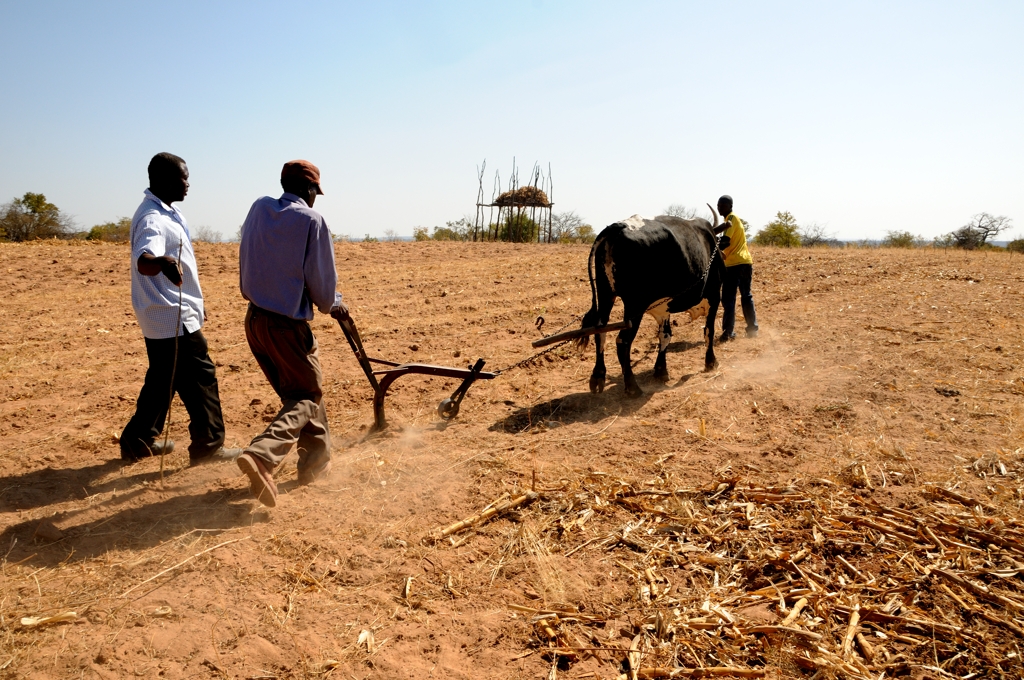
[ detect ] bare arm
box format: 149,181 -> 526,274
137,253 -> 183,286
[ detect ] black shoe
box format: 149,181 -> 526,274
120,439 -> 174,463
190,447 -> 243,467
718,333 -> 735,343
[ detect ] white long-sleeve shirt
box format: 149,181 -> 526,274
129,190 -> 204,339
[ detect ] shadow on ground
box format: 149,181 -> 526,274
490,362 -> 709,433
0,459 -> 189,513
0,487 -> 254,568
490,380 -> 658,433
664,339 -> 705,354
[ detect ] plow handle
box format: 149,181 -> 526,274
337,315 -> 381,394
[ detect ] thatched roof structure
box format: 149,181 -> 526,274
492,186 -> 550,207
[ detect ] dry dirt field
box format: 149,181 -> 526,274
1,240 -> 1023,680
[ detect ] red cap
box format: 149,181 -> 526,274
281,160 -> 323,194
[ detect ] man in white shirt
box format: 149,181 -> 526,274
120,153 -> 239,466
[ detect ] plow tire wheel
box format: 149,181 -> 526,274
438,398 -> 460,420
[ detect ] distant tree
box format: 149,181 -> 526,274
432,218 -> 472,241
87,217 -> 132,242
431,226 -> 461,241
192,225 -> 220,243
382,228 -> 401,242
933,233 -> 955,250
332,232 -> 350,243
940,213 -> 1012,250
551,211 -> 585,241
881,230 -> 923,248
449,217 -> 474,240
753,211 -> 801,247
799,222 -> 840,248
412,226 -> 429,241
663,204 -> 699,219
0,192 -> 75,241
575,224 -> 596,244
362,234 -> 379,242
551,211 -> 595,243
1007,238 -> 1024,254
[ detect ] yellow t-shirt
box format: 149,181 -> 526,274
721,213 -> 753,267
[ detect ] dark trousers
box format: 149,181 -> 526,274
244,304 -> 331,473
721,263 -> 758,335
121,329 -> 226,459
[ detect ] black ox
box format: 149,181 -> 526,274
579,211 -> 725,397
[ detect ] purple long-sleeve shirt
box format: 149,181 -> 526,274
239,193 -> 342,320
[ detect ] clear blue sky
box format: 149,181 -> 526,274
1,1 -> 1021,241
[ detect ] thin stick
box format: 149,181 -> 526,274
780,597 -> 807,626
855,633 -> 875,662
933,567 -> 1024,611
836,555 -> 867,582
425,492 -> 538,543
841,605 -> 860,658
120,536 -> 248,598
741,625 -> 822,641
925,485 -> 998,512
161,237 -> 184,482
939,583 -> 1024,636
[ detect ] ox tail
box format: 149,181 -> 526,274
576,235 -> 603,350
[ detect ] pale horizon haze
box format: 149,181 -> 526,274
1,2 -> 1021,242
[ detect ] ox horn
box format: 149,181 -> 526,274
707,203 -> 720,229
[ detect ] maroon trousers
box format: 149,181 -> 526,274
244,304 -> 331,474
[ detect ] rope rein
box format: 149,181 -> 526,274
492,314 -> 582,375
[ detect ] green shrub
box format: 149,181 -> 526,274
881,230 -> 922,248
753,211 -> 801,247
431,218 -> 472,241
498,213 -> 540,243
1008,238 -> 1024,254
412,227 -> 429,241
87,218 -> 132,242
574,224 -> 596,244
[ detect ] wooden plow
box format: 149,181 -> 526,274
336,315 -> 496,432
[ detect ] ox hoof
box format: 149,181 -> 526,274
589,376 -> 606,394
624,384 -> 644,399
653,367 -> 669,382
704,360 -> 718,373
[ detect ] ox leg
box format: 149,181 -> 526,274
704,287 -> 721,372
589,287 -> 615,395
590,331 -> 607,393
616,309 -> 644,397
651,311 -> 672,382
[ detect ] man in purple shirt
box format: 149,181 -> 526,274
236,160 -> 349,507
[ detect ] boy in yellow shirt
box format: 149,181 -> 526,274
717,195 -> 758,341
